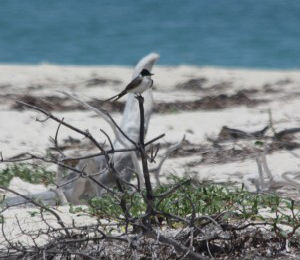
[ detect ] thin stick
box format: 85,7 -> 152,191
137,96 -> 153,203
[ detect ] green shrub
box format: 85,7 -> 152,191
0,163 -> 55,187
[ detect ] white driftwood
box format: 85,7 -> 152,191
3,53 -> 160,207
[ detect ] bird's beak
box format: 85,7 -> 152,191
150,72 -> 154,76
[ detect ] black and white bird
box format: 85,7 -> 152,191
104,69 -> 154,102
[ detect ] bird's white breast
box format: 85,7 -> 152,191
129,77 -> 152,94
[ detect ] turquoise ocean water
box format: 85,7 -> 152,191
0,0 -> 299,68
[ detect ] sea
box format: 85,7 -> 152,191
0,0 -> 299,68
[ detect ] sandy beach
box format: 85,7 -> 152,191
0,64 -> 299,197
0,63 -> 299,259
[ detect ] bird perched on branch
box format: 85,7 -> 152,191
104,69 -> 154,102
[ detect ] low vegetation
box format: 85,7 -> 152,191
0,163 -> 55,187
72,176 -> 300,241
1,165 -> 299,259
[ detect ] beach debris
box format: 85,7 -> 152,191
176,77 -> 208,90
217,125 -> 269,141
85,77 -> 121,87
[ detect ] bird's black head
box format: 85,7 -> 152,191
140,69 -> 154,77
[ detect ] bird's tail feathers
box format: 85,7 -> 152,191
103,94 -> 119,103
103,91 -> 127,103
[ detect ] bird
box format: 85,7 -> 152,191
104,69 -> 154,102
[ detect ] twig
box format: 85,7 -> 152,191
60,91 -> 137,148
268,108 -> 277,136
150,135 -> 185,185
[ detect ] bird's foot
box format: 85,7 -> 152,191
135,94 -> 144,101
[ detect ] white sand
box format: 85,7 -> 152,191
0,64 -> 299,194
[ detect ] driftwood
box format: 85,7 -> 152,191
3,52 -> 160,207
217,125 -> 269,141
275,127 -> 300,140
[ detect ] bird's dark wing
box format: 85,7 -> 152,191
103,76 -> 143,102
124,76 -> 143,92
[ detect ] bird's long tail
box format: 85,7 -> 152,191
103,90 -> 127,103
